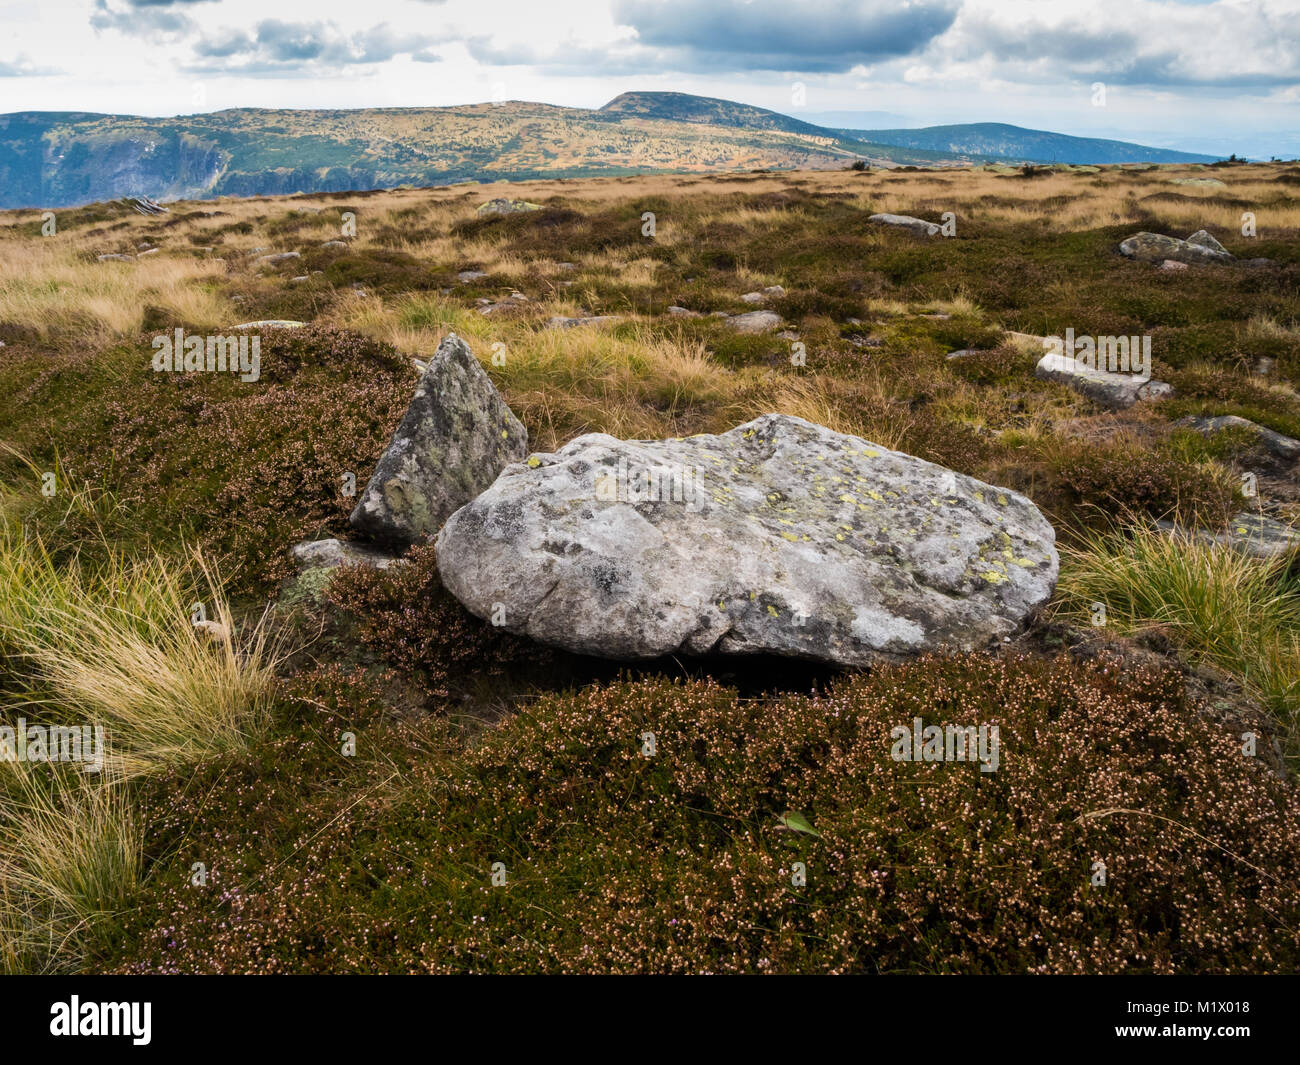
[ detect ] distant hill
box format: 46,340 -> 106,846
0,92 -> 1222,209
600,92 -> 978,165
603,93 -> 1218,166
840,122 -> 1218,166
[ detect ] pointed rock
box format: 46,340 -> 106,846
349,333 -> 528,545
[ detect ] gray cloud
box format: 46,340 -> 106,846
189,20 -> 441,72
939,2 -> 1300,89
0,55 -> 62,77
612,0 -> 961,72
91,0 -> 198,37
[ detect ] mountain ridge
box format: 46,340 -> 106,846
0,92 -> 1222,209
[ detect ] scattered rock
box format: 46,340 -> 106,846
1174,415 -> 1300,463
667,306 -> 702,318
869,213 -> 942,237
547,315 -> 622,329
229,320 -> 305,330
435,413 -> 1059,665
1157,512 -> 1300,560
1187,230 -> 1230,255
946,348 -> 987,360
1159,259 -> 1189,272
1118,230 -> 1234,265
256,251 -> 302,266
457,270 -> 488,283
724,310 -> 782,334
282,538 -> 404,605
349,332 -> 528,546
1036,352 -> 1173,409
290,538 -> 402,571
321,240 -> 348,248
477,198 -> 542,215
96,254 -> 134,263
740,286 -> 785,304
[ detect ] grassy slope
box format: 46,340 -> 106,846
1,162 -> 1299,972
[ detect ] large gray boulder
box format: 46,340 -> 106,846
1119,230 -> 1234,264
435,414 -> 1058,665
349,333 -> 528,545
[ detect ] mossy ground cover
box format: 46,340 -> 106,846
1,163 -> 1299,972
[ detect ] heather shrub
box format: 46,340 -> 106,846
43,326 -> 415,589
1051,437 -> 1240,526
325,545 -> 556,700
104,653 -> 1300,974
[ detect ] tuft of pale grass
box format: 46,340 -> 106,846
477,323 -> 740,448
733,371 -> 914,450
1058,520 -> 1300,754
0,519 -> 280,778
0,240 -> 230,343
0,767 -> 140,974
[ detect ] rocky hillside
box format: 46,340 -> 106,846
1,92 -> 1220,209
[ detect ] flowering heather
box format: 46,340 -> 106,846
105,653 -> 1300,974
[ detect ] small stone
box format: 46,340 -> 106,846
547,315 -> 622,329
725,310 -> 782,333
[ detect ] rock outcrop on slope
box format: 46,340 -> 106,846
1036,351 -> 1174,409
869,213 -> 943,236
1119,229 -> 1234,265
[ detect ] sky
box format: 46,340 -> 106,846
1,0 -> 1297,157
